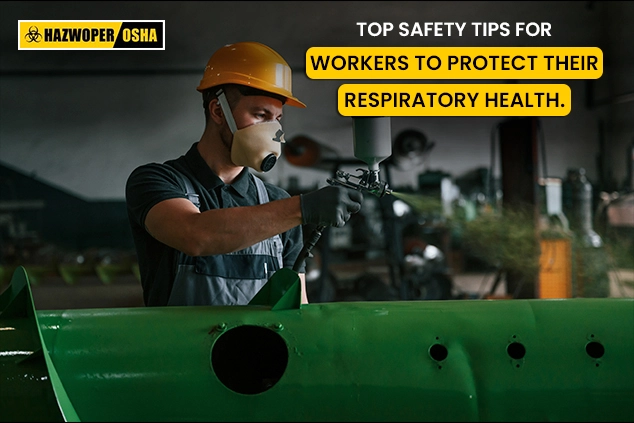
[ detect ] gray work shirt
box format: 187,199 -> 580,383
125,142 -> 305,306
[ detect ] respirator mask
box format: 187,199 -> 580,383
216,89 -> 285,173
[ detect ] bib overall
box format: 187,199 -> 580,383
167,175 -> 283,306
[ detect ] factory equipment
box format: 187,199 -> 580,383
562,168 -> 611,298
387,128 -> 435,171
401,237 -> 453,301
495,117 -> 541,299
563,168 -> 602,248
283,135 -> 341,172
536,177 -> 573,299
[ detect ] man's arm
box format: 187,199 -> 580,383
144,184 -> 363,258
299,273 -> 308,304
145,196 -> 303,257
147,196 -> 309,303
143,183 -> 361,306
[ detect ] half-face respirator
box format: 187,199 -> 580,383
216,89 -> 285,172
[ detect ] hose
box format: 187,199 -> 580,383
292,224 -> 326,273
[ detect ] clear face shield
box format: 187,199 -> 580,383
216,89 -> 285,173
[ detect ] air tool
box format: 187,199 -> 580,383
293,117 -> 393,272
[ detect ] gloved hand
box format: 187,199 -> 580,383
300,186 -> 364,227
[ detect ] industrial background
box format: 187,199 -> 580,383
1,1 -> 633,308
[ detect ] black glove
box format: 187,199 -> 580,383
300,186 -> 364,227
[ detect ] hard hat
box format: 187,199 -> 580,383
197,41 -> 306,108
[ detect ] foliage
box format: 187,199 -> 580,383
455,206 -> 541,277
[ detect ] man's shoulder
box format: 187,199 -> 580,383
129,153 -> 189,178
129,162 -> 175,181
126,158 -> 192,195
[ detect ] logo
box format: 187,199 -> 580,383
18,20 -> 165,50
24,26 -> 42,43
272,129 -> 285,143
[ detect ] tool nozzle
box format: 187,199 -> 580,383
327,169 -> 391,198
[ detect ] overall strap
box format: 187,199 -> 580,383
251,174 -> 270,204
251,174 -> 284,269
181,174 -> 200,209
165,163 -> 200,209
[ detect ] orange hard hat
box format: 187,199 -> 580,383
197,41 -> 306,108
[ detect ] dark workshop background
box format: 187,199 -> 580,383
1,1 -> 633,308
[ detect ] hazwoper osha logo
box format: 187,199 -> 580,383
18,20 -> 165,50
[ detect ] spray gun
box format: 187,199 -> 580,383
293,117 -> 393,273
327,169 -> 392,198
326,117 -> 393,198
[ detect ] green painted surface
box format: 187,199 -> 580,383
2,266 -> 634,422
0,267 -> 71,422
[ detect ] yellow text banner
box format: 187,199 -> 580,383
308,47 -> 602,79
338,84 -> 572,116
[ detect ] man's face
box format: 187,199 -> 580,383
218,94 -> 284,152
233,95 -> 284,129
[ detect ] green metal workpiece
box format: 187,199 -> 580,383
248,267 -> 302,310
0,267 -> 77,422
1,266 -> 634,422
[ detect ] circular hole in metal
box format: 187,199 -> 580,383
429,343 -> 448,362
507,342 -> 526,360
211,325 -> 288,395
586,341 -> 605,359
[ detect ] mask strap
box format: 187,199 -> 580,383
216,89 -> 238,134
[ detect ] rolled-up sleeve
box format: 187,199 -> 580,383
125,164 -> 188,230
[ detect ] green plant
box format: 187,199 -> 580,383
460,206 -> 541,278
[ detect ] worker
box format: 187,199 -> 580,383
125,41 -> 363,307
